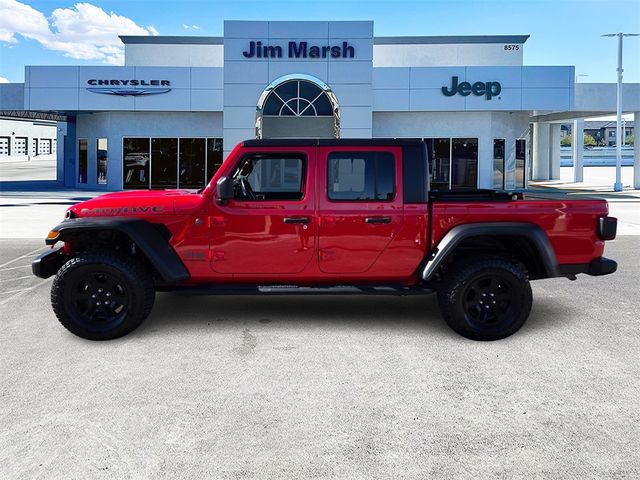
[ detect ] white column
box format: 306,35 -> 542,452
635,112 -> 640,189
532,122 -> 551,180
573,119 -> 585,182
550,124 -> 561,179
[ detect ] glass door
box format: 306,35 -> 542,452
515,139 -> 526,189
123,138 -> 150,189
493,139 -> 505,190
451,138 -> 478,189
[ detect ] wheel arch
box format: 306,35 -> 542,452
421,222 -> 560,281
44,218 -> 189,284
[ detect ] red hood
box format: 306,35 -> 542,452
68,189 -> 194,217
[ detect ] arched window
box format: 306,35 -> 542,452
262,79 -> 334,117
256,75 -> 339,139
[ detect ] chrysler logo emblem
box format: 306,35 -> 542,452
87,88 -> 171,96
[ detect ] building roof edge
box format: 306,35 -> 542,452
374,35 -> 530,45
119,36 -> 224,45
119,34 -> 531,46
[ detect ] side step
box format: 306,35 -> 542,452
167,284 -> 433,296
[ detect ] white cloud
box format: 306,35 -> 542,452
0,76 -> 10,83
0,0 -> 159,65
182,24 -> 200,30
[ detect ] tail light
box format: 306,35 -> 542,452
597,216 -> 617,241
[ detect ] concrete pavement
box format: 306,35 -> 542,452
529,165 -> 639,197
1,237 -> 638,479
1,158 -> 639,479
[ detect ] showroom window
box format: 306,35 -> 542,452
207,138 -> 223,184
123,137 -> 223,190
78,139 -> 88,184
451,138 -> 478,189
123,138 -> 150,189
425,138 -> 478,190
151,138 -> 178,189
425,138 -> 450,190
97,138 -> 107,184
493,139 -> 506,190
515,139 -> 527,189
327,151 -> 395,201
180,138 -> 206,189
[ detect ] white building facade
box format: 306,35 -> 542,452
1,21 -> 638,191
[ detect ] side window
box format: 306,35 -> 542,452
232,154 -> 305,201
327,151 -> 395,201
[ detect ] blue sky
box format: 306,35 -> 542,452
1,0 -> 639,85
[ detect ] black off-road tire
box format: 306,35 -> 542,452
437,256 -> 532,341
51,251 -> 155,340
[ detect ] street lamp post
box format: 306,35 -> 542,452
602,32 -> 639,192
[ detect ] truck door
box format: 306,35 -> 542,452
317,146 -> 403,274
209,147 -> 316,274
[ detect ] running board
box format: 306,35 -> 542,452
166,285 -> 433,296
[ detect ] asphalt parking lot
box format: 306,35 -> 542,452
1,235 -> 639,479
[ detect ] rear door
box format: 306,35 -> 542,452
317,146 -> 403,274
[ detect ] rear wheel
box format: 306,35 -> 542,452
437,256 -> 532,341
51,251 -> 155,340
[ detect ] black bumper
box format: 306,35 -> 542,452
32,248 -> 68,279
558,257 -> 618,277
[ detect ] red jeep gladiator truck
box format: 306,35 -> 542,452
32,139 -> 617,341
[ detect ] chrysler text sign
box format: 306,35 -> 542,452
86,79 -> 172,96
442,76 -> 501,100
243,41 -> 355,59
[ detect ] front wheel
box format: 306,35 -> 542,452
51,251 -> 155,340
437,256 -> 532,341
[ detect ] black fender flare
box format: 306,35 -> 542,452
44,217 -> 190,284
420,222 -> 560,281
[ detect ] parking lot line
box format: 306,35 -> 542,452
0,247 -> 45,269
0,275 -> 33,283
0,264 -> 32,272
0,278 -> 50,306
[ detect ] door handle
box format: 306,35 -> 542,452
365,216 -> 392,224
283,217 -> 310,224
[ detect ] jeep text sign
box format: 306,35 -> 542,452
442,76 -> 501,100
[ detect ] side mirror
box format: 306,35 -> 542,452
216,176 -> 234,205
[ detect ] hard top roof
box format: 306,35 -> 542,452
242,138 -> 426,147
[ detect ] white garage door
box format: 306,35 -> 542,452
0,137 -> 9,155
38,139 -> 52,155
13,137 -> 27,155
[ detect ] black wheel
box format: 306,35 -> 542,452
437,256 -> 532,341
51,251 -> 155,340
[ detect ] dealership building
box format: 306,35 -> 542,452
1,21 -> 639,191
